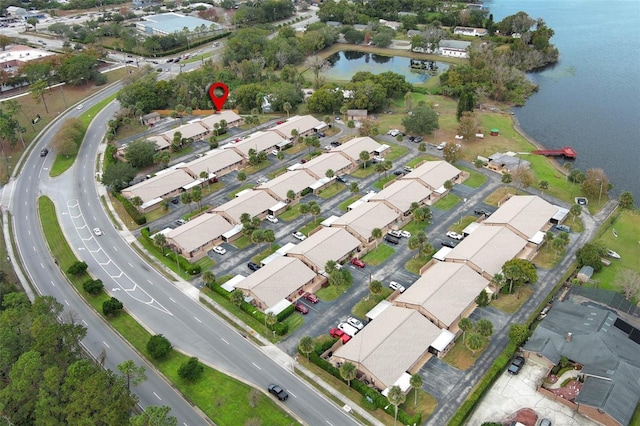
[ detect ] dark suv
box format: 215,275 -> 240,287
507,355 -> 525,375
247,262 -> 261,271
267,384 -> 289,400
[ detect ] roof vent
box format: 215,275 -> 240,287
566,332 -> 572,342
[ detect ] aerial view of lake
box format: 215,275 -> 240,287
324,51 -> 449,84
485,0 -> 640,201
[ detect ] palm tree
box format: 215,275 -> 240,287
410,373 -> 422,406
265,312 -> 277,331
349,182 -> 359,194
466,331 -> 485,356
501,172 -> 512,188
359,150 -> 370,168
290,128 -> 299,142
387,385 -> 406,426
309,201 -> 321,222
569,204 -> 582,222
199,171 -> 209,189
298,336 -> 314,360
299,203 -> 310,218
347,120 -> 355,135
263,229 -> 275,250
458,317 -> 473,343
369,280 -> 382,298
202,271 -> 215,288
282,101 -> 292,117
491,272 -> 505,294
230,289 -> 244,309
131,196 -> 143,211
539,180 -> 549,196
153,233 -> 168,256
325,169 -> 334,185
475,319 -> 494,338
339,362 -> 357,387
287,189 -> 296,202
371,227 -> 382,247
180,192 -> 193,211
325,260 -> 338,275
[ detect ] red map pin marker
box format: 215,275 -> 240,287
208,82 -> 229,112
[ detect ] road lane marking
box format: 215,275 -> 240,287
221,338 -> 229,345
50,280 -> 55,287
288,391 -> 297,398
169,297 -> 176,303
153,392 -> 161,400
326,422 -> 333,426
82,320 -> 87,326
103,341 -> 110,348
251,362 -> 261,370
64,299 -> 69,305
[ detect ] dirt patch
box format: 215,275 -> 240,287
548,379 -> 582,402
504,407 -> 538,426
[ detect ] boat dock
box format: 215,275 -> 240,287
531,146 -> 577,159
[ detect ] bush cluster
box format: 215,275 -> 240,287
113,192 -> 146,225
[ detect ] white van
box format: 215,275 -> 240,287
338,322 -> 359,337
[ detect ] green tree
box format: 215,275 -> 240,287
30,79 -> 50,113
502,258 -> 538,294
508,323 -> 530,346
131,406 -> 178,426
178,357 -> 204,382
476,289 -> 490,307
619,191 -> 635,209
83,279 -> 104,295
102,297 -> 123,316
466,331 -> 485,355
359,150 -> 370,168
576,241 -> 606,272
125,139 -> 157,168
569,204 -> 582,222
117,360 -> 147,391
287,189 -> 296,201
339,362 -> 357,387
402,104 -> 439,135
147,335 -> 172,360
475,319 -> 494,337
202,271 -> 216,288
154,232 -> 168,256
418,142 -> 427,153
264,312 -> 277,330
410,373 -> 422,406
539,180 -> 549,195
102,162 -> 137,191
443,142 -> 462,164
458,317 -> 473,343
298,336 -> 314,360
369,280 -> 382,298
387,385 -> 406,426
237,171 -> 247,182
230,289 -> 245,309
580,168 -> 610,202
371,227 -> 382,247
501,172 -> 513,187
349,182 -> 360,194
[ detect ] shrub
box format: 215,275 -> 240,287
273,322 -> 288,335
67,261 -> 88,275
102,297 -> 123,316
178,357 -> 204,382
83,279 -> 104,295
113,192 -> 146,225
147,334 -> 172,360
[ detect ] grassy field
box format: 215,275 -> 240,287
338,195 -> 362,212
405,253 -> 431,275
361,244 -> 395,266
317,182 -> 345,199
299,217 -> 324,235
433,193 -> 461,210
458,165 -> 488,188
372,174 -> 397,190
352,288 -> 394,318
316,280 -> 353,301
251,245 -> 281,264
491,286 -> 533,314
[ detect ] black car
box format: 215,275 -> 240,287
170,197 -> 180,205
330,141 -> 341,147
384,234 -> 400,245
40,148 -> 49,157
507,355 -> 525,375
247,262 -> 261,271
336,176 -> 347,183
393,170 -> 405,176
268,383 -> 289,400
317,132 -> 326,137
474,208 -> 492,216
441,240 -> 457,248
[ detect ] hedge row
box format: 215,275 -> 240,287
113,192 -> 146,225
303,343 -> 421,425
140,227 -> 201,275
209,283 -> 291,335
103,32 -> 230,59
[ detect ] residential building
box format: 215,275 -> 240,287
177,148 -> 244,180
166,213 -> 234,261
163,121 -> 209,142
482,195 -> 559,241
439,40 -> 472,58
211,190 -> 280,224
453,26 -> 488,37
401,160 -> 462,199
287,227 -> 362,272
121,168 -> 195,212
269,115 -> 325,139
330,136 -> 384,166
224,131 -> 287,157
135,12 -> 222,37
141,112 -> 161,126
346,110 -> 368,121
331,202 -> 399,244
199,110 -> 243,130
369,179 -> 433,215
487,152 -> 531,174
255,170 -> 319,201
296,152 -> 354,179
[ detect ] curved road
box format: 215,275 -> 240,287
7,80 -> 361,425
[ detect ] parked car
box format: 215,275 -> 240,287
441,240 -> 458,248
446,231 -> 464,240
267,384 -> 289,401
437,141 -> 447,150
399,230 -> 411,238
175,219 -> 187,226
555,224 -> 571,233
304,293 -> 319,304
575,197 -> 588,206
507,355 -> 525,375
388,230 -> 402,238
265,214 -> 278,223
403,166 -> 414,172
295,302 -> 309,314
347,316 -> 364,330
93,227 -> 103,236
384,234 -> 400,245
473,208 -> 492,216
389,281 -> 406,293
335,176 -> 347,183
393,170 -> 405,176
338,322 -> 359,337
317,132 -> 326,137
539,418 -> 552,426
330,327 -> 351,343
330,141 -> 341,147
350,258 -> 365,268
170,197 -> 180,205
412,136 -> 423,143
292,231 -> 306,241
247,262 -> 261,271
40,148 -> 49,157
213,246 -> 226,255
271,149 -> 279,156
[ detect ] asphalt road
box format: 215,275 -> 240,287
7,84 -> 361,426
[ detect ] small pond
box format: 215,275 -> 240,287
324,51 -> 449,84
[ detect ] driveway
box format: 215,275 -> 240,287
466,357 -> 599,426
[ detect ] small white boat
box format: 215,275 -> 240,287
613,229 -> 618,237
606,249 -> 621,259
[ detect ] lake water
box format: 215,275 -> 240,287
324,51 -> 449,84
485,0 -> 640,201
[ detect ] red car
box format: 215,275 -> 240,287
304,293 -> 319,304
295,302 -> 309,314
276,121 -> 285,124
350,258 -> 365,268
329,328 -> 351,343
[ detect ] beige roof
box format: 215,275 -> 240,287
269,115 -> 322,138
162,121 -> 209,140
369,179 -> 432,212
302,152 -> 353,179
146,135 -> 171,150
330,136 -> 382,162
179,149 -> 243,177
256,170 -> 318,200
331,202 -> 399,240
166,213 -> 233,253
212,190 -> 279,223
235,257 -> 316,308
395,262 -> 489,327
483,195 -> 558,238
227,131 -> 286,157
122,168 -> 194,203
334,306 -> 441,388
287,228 -> 361,270
445,225 -> 528,276
199,111 -> 242,129
402,160 -> 460,190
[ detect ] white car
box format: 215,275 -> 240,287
388,230 -> 402,238
266,214 -> 278,223
437,141 -> 447,150
389,281 -> 406,293
399,230 -> 411,238
271,150 -> 279,156
387,129 -> 400,137
93,227 -> 103,236
446,231 -> 464,240
292,231 -> 306,241
338,322 -> 359,337
347,316 -> 364,330
76,104 -> 84,110
213,246 -> 226,255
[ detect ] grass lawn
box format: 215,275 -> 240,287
316,282 -> 353,301
227,184 -> 255,199
590,210 -> 640,293
351,165 -> 375,178
338,195 -> 362,212
484,187 -> 518,206
402,220 -> 430,235
458,165 -> 488,188
433,193 -> 461,210
491,286 -> 533,314
251,245 -> 281,264
405,253 -> 432,275
352,288 -> 393,318
378,140 -> 409,161
232,235 -> 252,249
533,244 -> 563,270
361,244 -> 395,266
317,183 -> 345,199
449,216 -> 478,234
443,336 -> 490,370
406,155 -> 441,168
372,174 -> 397,190
243,161 -> 270,175
299,217 -> 324,236
280,204 -> 304,221
267,166 -> 289,179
